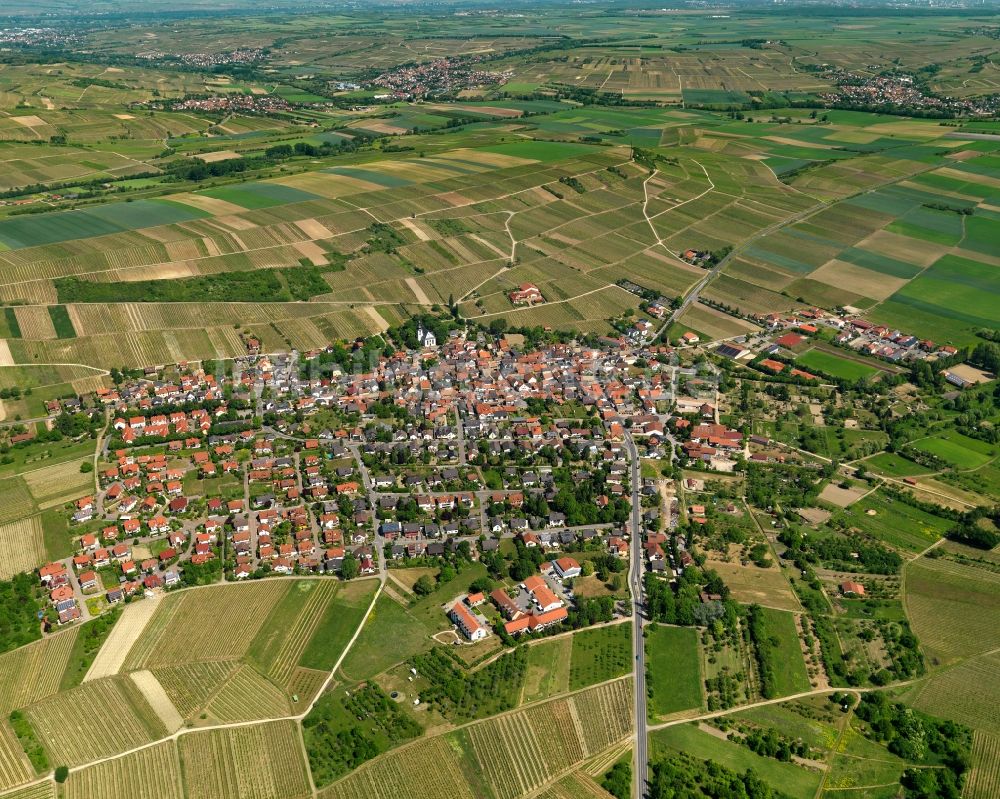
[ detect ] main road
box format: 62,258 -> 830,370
625,432 -> 649,798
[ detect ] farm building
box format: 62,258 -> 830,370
509,282 -> 544,306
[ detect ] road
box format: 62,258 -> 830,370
625,432 -> 649,799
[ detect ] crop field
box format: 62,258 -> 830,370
910,651 -> 1000,733
0,783 -> 54,799
568,624 -> 631,691
904,557 -> 1000,665
63,741 -> 183,799
179,720 -> 311,799
0,632 -> 77,716
122,581 -> 293,669
24,676 -> 167,767
0,518 -> 46,581
150,660 -> 240,720
0,721 -> 32,792
206,664 -> 291,722
320,678 -> 632,799
645,625 -> 703,718
966,731 -> 1000,799
21,460 -> 92,510
248,579 -> 340,687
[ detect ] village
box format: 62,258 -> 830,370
21,300 -> 991,655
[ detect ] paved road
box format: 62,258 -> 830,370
625,433 -> 649,798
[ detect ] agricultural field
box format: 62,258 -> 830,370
645,625 -> 703,719
904,556 -> 1000,665
321,678 -> 633,799
568,624 -> 631,691
23,675 -> 167,767
63,742 -> 183,799
179,721 -> 311,799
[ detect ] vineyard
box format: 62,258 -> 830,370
24,676 -> 167,767
179,721 -> 311,799
151,660 -> 240,720
0,721 -> 32,792
63,741 -> 182,799
905,557 -> 1000,664
0,633 -> 76,717
320,677 -> 634,799
0,783 -> 54,799
319,735 -> 475,799
966,731 -> 1000,799
249,579 -> 339,688
206,664 -> 291,722
0,518 -> 45,581
123,581 -> 292,669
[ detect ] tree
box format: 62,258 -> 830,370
413,575 -> 435,596
340,553 -> 359,580
54,766 -> 69,783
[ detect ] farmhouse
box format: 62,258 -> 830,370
509,282 -> 544,306
840,581 -> 866,597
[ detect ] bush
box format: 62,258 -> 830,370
54,766 -> 69,783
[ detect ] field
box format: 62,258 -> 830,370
909,430 -> 996,470
652,723 -> 822,799
833,491 -> 951,553
0,633 -> 77,716
298,578 -> 380,672
121,581 -> 295,669
754,608 -> 811,696
338,593 -> 433,682
63,741 -> 183,799
904,557 -> 1000,665
908,652 -> 1000,734
701,559 -> 800,612
320,678 -> 633,799
965,731 -> 1000,799
568,624 -> 631,691
23,676 -> 167,767
521,637 -> 572,705
796,349 -> 879,382
645,625 -> 703,718
178,720 -> 312,799
84,594 -> 162,680
0,519 -> 46,581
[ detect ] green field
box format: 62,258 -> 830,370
199,182 -> 320,209
796,349 -> 879,381
755,608 -> 811,697
645,625 -> 703,718
337,593 -> 434,682
298,579 -> 379,671
910,430 -> 996,470
651,723 -> 823,799
568,623 -> 632,690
